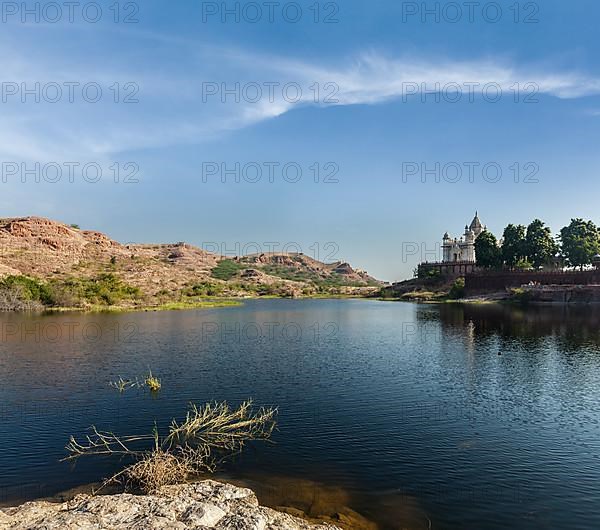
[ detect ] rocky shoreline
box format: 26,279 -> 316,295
0,480 -> 342,530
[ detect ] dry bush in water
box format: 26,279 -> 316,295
109,371 -> 161,393
108,377 -> 139,392
145,371 -> 161,392
123,445 -> 212,493
64,400 -> 277,493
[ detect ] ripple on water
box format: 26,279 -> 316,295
1,300 -> 600,529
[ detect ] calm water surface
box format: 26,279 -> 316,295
1,299 -> 600,529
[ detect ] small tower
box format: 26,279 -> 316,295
469,211 -> 484,237
442,232 -> 451,262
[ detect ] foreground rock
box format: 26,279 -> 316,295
0,480 -> 341,530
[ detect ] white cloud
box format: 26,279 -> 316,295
0,34 -> 599,162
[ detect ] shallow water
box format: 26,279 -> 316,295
1,300 -> 600,529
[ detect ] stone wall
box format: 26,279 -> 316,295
465,270 -> 600,294
523,285 -> 600,304
418,261 -> 478,278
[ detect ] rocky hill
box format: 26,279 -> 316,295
0,217 -> 381,309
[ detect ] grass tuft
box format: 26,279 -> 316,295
108,377 -> 139,393
64,400 -> 277,494
145,371 -> 161,392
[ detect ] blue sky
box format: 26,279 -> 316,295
2,0 -> 600,281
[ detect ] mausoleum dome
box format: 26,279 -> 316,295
469,211 -> 483,233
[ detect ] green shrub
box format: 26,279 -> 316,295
510,287 -> 533,304
185,282 -> 225,297
514,259 -> 534,271
0,274 -> 140,309
0,275 -> 55,305
417,267 -> 442,279
448,278 -> 466,299
58,274 -> 141,306
211,260 -> 244,281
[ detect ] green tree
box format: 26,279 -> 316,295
560,218 -> 600,270
525,219 -> 558,268
501,224 -> 527,268
475,230 -> 502,269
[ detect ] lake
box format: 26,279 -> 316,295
1,299 -> 600,529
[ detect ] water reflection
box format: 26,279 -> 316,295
215,472 -> 430,530
431,303 -> 600,351
1,300 -> 600,529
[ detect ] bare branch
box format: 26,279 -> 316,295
63,426 -> 154,461
64,401 -> 277,494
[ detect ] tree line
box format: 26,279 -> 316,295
474,218 -> 600,270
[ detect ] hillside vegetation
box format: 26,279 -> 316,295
0,217 -> 380,311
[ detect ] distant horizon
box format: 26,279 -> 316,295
4,210 -> 598,284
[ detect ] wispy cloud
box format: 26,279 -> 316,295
1,33 -> 600,162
